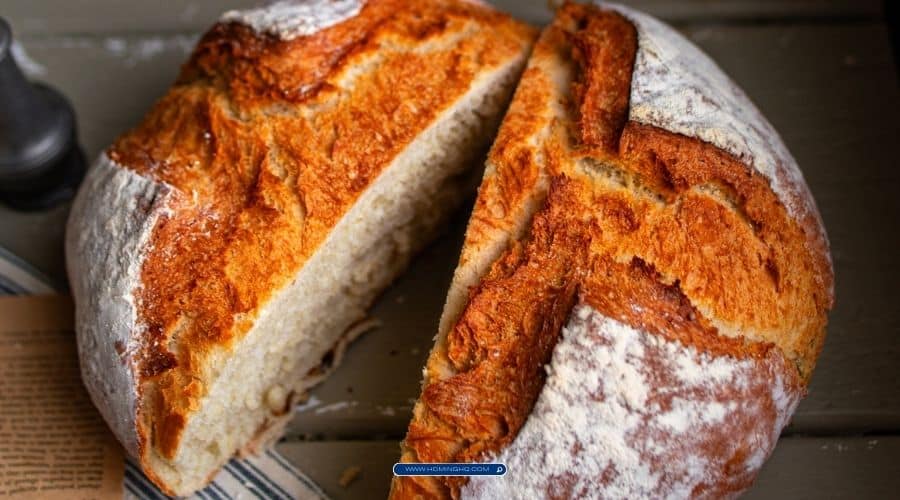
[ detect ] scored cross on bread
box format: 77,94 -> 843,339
393,2 -> 833,498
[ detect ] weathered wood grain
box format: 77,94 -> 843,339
276,437 -> 900,499
2,0 -> 883,37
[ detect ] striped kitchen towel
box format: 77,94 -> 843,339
123,449 -> 329,500
0,245 -> 329,500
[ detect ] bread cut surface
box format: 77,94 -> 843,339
393,2 -> 833,498
65,0 -> 535,495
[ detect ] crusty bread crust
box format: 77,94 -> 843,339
67,0 -> 535,495
463,303 -> 803,498
66,154 -> 173,460
394,2 -> 833,497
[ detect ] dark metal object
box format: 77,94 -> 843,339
0,17 -> 84,211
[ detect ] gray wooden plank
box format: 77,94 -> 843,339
489,0 -> 885,26
2,1 -> 883,37
746,437 -> 900,499
276,437 -> 900,499
276,440 -> 399,499
0,19 -> 897,434
4,1 -> 257,37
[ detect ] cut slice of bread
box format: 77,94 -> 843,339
65,1 -> 535,495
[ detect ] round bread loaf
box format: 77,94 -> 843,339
393,1 -> 834,498
65,0 -> 535,495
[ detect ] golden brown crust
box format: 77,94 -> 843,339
107,0 -> 535,464
616,122 -> 833,374
568,5 -> 637,152
394,2 -> 833,497
413,179 -> 583,482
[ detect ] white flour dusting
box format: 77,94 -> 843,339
294,395 -> 323,413
313,400 -> 358,415
463,304 -> 801,499
67,154 -> 176,458
102,36 -> 197,67
221,0 -> 365,41
103,37 -> 127,56
602,2 -> 814,221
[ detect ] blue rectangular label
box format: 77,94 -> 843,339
393,463 -> 507,476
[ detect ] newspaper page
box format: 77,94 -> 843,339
0,295 -> 123,499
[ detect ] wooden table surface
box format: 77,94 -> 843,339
3,1 -> 898,498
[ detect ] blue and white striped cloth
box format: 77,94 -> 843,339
0,244 -> 329,500
123,450 -> 328,500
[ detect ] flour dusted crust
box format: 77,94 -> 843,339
66,154 -> 175,458
66,0 -> 535,494
615,4 -> 813,219
221,0 -> 365,40
394,2 -> 833,498
609,2 -> 832,294
463,304 -> 803,499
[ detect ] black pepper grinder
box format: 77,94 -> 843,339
0,17 -> 85,211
